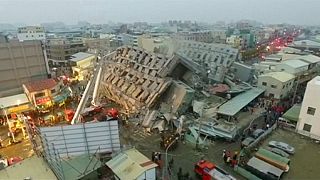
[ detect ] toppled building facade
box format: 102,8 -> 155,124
175,40 -> 239,83
98,46 -> 178,113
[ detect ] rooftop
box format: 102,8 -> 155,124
259,71 -> 295,83
308,76 -> 320,86
69,52 -> 95,62
299,54 -> 320,64
61,154 -> 102,180
24,78 -> 58,92
293,40 -> 320,47
281,59 -> 309,68
106,148 -> 158,180
0,93 -> 29,108
217,88 -> 265,116
0,156 -> 57,180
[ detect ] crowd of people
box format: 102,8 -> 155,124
223,150 -> 239,167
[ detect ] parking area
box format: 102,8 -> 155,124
261,129 -> 320,179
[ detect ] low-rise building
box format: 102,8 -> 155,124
289,39 -> 320,54
46,37 -> 87,60
69,52 -> 96,81
175,31 -> 214,43
226,35 -> 242,48
117,32 -> 143,47
23,78 -> 71,111
0,93 -> 33,115
83,37 -> 119,54
296,76 -> 320,140
257,71 -> 295,99
137,35 -> 175,55
106,148 -> 158,180
17,26 -> 46,41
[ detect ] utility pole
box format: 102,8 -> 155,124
291,78 -> 299,106
0,105 -> 16,142
162,137 -> 178,180
195,107 -> 204,150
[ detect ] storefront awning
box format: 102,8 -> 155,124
53,89 -> 71,104
8,104 -> 33,113
0,94 -> 30,109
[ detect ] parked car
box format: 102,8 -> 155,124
252,129 -> 265,139
268,141 -> 295,154
269,147 -> 290,158
241,137 -> 255,148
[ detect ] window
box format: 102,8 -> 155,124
34,92 -> 45,98
307,107 -> 316,115
262,82 -> 267,86
51,89 -> 56,94
303,123 -> 312,132
271,85 -> 277,88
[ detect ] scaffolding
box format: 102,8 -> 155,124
26,121 -> 120,180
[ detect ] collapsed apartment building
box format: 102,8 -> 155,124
97,46 -> 179,114
89,41 -> 263,140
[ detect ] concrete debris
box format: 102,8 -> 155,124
162,80 -> 195,114
142,110 -> 158,128
185,126 -> 208,147
163,113 -> 174,122
192,100 -> 206,115
151,120 -> 165,132
192,120 -> 239,141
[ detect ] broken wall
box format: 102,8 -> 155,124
162,80 -> 195,114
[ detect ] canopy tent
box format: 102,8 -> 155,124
282,105 -> 301,123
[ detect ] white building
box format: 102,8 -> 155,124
106,148 -> 158,180
69,52 -> 96,81
17,26 -> 46,41
257,71 -> 295,99
296,76 -> 320,140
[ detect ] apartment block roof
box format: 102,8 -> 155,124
259,71 -> 295,83
24,78 -> 58,92
299,54 -> 320,64
0,93 -> 29,108
69,52 -> 95,62
106,148 -> 158,180
293,40 -> 320,47
281,59 -> 309,68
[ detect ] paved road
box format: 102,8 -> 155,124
0,126 -> 33,159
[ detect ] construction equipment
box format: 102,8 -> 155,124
194,160 -> 236,180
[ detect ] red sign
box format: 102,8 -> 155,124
36,97 -> 51,105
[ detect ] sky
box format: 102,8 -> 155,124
0,0 -> 319,25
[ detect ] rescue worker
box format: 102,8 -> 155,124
226,151 -> 231,164
232,151 -> 238,167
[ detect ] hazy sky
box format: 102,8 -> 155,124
0,0 -> 319,25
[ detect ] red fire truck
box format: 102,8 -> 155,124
194,160 -> 236,180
